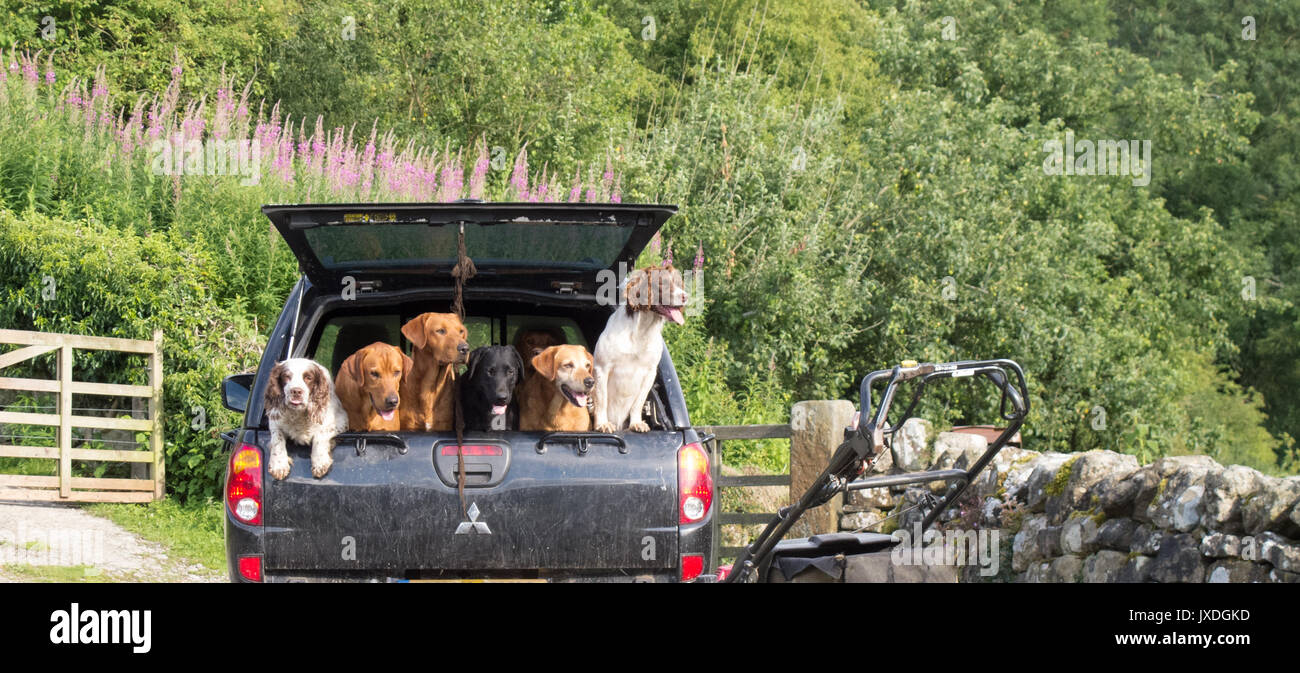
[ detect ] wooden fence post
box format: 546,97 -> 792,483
150,330 -> 165,499
58,344 -> 72,499
788,400 -> 855,537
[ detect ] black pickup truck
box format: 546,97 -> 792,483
219,202 -> 715,583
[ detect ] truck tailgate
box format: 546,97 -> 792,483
261,430 -> 680,572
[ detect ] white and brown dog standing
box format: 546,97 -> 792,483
592,263 -> 688,433
263,358 -> 349,480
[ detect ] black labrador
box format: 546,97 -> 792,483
459,346 -> 525,431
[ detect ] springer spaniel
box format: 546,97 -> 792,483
592,263 -> 688,433
263,358 -> 348,480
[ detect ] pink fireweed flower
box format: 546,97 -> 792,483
45,70 -> 54,85
468,142 -> 489,200
447,162 -> 464,201
694,242 -> 704,272
611,174 -> 622,203
509,146 -> 529,200
600,157 -> 614,201
311,117 -> 326,166
530,164 -> 549,203
568,167 -> 582,202
664,239 -> 673,266
650,232 -> 661,256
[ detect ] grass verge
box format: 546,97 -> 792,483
83,498 -> 225,572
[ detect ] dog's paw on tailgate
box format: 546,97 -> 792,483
268,454 -> 293,480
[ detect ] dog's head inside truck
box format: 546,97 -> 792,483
220,202 -> 715,583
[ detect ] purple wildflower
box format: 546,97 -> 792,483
600,157 -> 614,200
509,146 -> 529,200
568,168 -> 582,202
468,141 -> 489,200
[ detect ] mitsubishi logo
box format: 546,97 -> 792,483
455,502 -> 491,535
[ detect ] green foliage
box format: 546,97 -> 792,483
1102,0 -> 1300,467
265,0 -> 659,170
0,0 -> 294,98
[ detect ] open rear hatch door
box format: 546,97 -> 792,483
262,201 -> 677,294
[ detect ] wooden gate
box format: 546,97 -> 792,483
699,423 -> 793,560
0,329 -> 164,502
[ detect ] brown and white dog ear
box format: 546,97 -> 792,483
625,268 -> 649,310
401,314 -> 428,350
264,362 -> 286,409
532,347 -> 559,380
308,362 -> 332,424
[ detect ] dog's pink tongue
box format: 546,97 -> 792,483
379,409 -> 395,421
572,393 -> 589,407
665,307 -> 685,325
491,404 -> 507,416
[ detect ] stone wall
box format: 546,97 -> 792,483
837,419 -> 1300,583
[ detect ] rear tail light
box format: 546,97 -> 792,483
238,555 -> 263,582
677,442 -> 713,524
680,554 -> 704,582
226,444 -> 263,526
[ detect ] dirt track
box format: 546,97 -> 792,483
0,501 -> 223,583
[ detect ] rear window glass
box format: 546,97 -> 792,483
311,314 -> 585,378
313,315 -> 402,376
302,222 -> 634,271
506,316 -> 586,348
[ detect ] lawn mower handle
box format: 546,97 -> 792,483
721,358 -> 1028,583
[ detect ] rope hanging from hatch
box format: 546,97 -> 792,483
450,222 -> 476,519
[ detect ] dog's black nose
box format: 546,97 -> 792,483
457,342 -> 469,354
385,395 -> 399,408
583,377 -> 595,389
